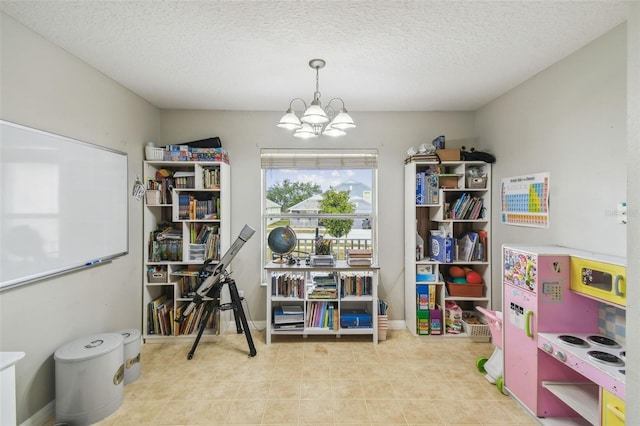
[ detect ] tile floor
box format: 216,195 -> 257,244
47,328 -> 538,425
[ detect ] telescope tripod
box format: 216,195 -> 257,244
187,273 -> 257,359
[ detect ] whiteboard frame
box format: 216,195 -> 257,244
0,120 -> 129,292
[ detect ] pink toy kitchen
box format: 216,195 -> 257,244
502,244 -> 626,425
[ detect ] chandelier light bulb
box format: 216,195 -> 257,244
277,109 -> 302,130
323,124 -> 346,137
302,103 -> 329,125
330,110 -> 356,130
293,123 -> 317,139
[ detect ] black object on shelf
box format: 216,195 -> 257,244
177,137 -> 222,148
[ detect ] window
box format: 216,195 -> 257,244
261,148 -> 378,266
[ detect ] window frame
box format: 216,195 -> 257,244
260,148 -> 378,272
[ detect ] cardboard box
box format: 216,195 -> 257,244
436,149 -> 461,161
429,235 -> 454,263
438,175 -> 459,189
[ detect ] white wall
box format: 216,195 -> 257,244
0,13 -> 159,424
476,20 -> 639,418
475,24 -> 628,309
624,3 -> 639,422
159,111 -> 475,322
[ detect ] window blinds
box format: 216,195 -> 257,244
260,148 -> 378,169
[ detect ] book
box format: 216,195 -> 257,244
273,323 -> 304,330
347,249 -> 372,257
347,248 -> 373,266
458,232 -> 478,261
281,305 -> 303,315
416,171 -> 425,204
150,295 -> 168,335
273,306 -> 304,324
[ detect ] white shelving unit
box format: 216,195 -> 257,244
265,261 -> 379,344
143,160 -> 230,343
404,160 -> 492,340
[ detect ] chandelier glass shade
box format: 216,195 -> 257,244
277,59 -> 356,138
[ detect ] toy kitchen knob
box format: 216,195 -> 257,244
542,342 -> 553,354
555,351 -> 567,362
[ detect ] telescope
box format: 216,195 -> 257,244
175,224 -> 257,358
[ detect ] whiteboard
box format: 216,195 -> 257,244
0,120 -> 129,291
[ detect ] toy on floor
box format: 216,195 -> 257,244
474,306 -> 504,393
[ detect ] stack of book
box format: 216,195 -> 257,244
347,249 -> 373,266
405,153 -> 440,164
455,230 -> 488,262
447,193 -> 484,220
309,273 -> 338,299
273,305 -> 304,330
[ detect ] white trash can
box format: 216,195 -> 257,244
54,333 -> 124,425
116,328 -> 141,385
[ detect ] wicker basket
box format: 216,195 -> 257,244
462,311 -> 490,337
466,176 -> 487,189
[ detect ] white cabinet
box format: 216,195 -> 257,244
404,160 -> 491,339
143,160 -> 230,343
265,262 -> 379,344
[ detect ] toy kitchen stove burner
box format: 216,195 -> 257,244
557,335 -> 589,347
587,334 -> 621,348
587,350 -> 624,366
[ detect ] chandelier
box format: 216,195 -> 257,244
277,59 -> 356,138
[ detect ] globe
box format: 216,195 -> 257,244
267,226 -> 297,263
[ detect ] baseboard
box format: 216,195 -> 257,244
389,320 -> 406,330
226,320 -> 407,331
21,400 -> 53,426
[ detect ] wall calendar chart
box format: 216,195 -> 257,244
500,172 -> 550,228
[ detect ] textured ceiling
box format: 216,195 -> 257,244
0,1 -> 629,112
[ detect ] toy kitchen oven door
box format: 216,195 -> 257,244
502,245 -> 601,421
570,255 -> 626,307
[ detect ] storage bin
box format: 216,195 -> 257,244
462,311 -> 490,337
145,146 -> 164,161
446,281 -> 484,297
145,190 -> 161,205
466,176 -> 487,189
147,269 -> 167,283
116,329 -> 141,385
54,333 -> 124,425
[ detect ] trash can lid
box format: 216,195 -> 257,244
54,333 -> 123,362
116,328 -> 141,345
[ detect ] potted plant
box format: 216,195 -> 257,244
315,236 -> 332,255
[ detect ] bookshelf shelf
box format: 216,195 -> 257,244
143,160 -> 230,343
265,262 -> 379,344
405,160 -> 492,340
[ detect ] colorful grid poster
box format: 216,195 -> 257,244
501,172 -> 550,228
